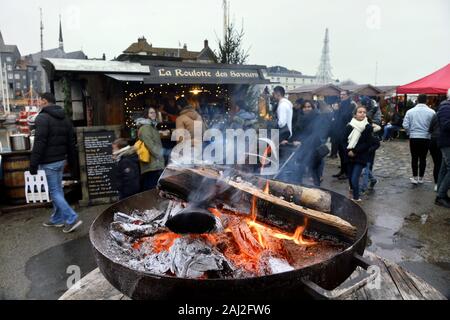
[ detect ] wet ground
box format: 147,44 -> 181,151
0,139 -> 448,299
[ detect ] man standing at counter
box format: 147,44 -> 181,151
30,93 -> 82,233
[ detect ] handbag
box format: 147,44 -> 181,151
134,140 -> 151,163
316,144 -> 330,158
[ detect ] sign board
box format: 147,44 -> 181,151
76,126 -> 122,206
145,66 -> 270,85
84,131 -> 117,200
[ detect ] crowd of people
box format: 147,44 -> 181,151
28,87 -> 450,233
273,86 -> 450,208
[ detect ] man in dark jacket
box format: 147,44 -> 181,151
333,90 -> 357,179
435,89 -> 450,208
30,93 -> 82,233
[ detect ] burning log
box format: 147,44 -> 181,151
159,165 -> 331,212
158,166 -> 357,239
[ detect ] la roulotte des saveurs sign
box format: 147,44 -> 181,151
145,66 -> 263,84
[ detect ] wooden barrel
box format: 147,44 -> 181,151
2,155 -> 30,204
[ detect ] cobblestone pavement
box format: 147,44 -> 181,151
322,139 -> 449,297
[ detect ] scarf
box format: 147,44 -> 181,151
112,145 -> 133,162
347,117 -> 369,149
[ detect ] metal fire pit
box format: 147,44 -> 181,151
90,189 -> 374,300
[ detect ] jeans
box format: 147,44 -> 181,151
383,124 -> 401,140
437,147 -> 450,199
360,162 -> 376,191
348,162 -> 365,200
39,160 -> 78,225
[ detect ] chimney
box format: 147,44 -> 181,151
204,39 -> 209,48
102,53 -> 106,60
183,43 -> 187,50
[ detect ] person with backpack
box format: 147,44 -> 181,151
136,107 -> 165,191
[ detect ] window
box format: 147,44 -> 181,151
310,79 -> 313,83
22,75 -> 26,79
6,57 -> 12,62
14,74 -> 20,80
16,82 -> 21,89
302,79 -> 305,84
7,65 -> 12,71
8,74 -> 13,80
293,78 -> 296,82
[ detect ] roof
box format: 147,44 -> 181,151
123,37 -> 215,61
266,65 -> 311,78
41,58 -> 150,75
376,85 -> 398,94
340,84 -> 382,95
0,31 -> 20,55
397,63 -> 450,95
28,48 -> 87,62
288,83 -> 342,94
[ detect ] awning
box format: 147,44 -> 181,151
143,64 -> 270,85
105,74 -> 145,82
397,63 -> 450,95
41,58 -> 150,80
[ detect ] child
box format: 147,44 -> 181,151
112,138 -> 140,200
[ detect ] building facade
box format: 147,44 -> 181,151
264,66 -> 318,92
0,31 -> 42,102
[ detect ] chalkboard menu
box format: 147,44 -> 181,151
83,130 -> 118,200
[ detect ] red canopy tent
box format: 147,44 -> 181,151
397,63 -> 450,95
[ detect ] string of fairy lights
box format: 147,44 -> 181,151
123,83 -> 232,128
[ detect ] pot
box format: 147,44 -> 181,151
9,134 -> 31,151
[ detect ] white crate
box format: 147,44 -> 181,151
24,170 -> 50,203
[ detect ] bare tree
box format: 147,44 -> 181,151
216,22 -> 250,65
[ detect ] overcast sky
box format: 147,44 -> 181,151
1,0 -> 449,85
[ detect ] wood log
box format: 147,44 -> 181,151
159,166 -> 331,212
158,165 -> 357,240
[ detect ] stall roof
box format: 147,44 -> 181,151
397,63 -> 450,95
42,58 -> 270,85
41,58 -> 150,76
105,74 -> 145,82
340,84 -> 382,96
288,84 -> 342,95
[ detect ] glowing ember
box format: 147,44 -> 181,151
151,232 -> 181,253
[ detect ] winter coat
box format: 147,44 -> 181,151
30,105 -> 76,173
403,104 -> 435,139
335,99 -> 357,142
138,124 -> 165,174
175,107 -> 204,144
231,110 -> 257,129
345,123 -> 374,165
114,147 -> 140,200
437,99 -> 450,148
291,111 -> 329,163
429,114 -> 440,140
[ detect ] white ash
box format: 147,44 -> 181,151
111,221 -> 163,237
136,237 -> 233,279
114,212 -> 145,225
